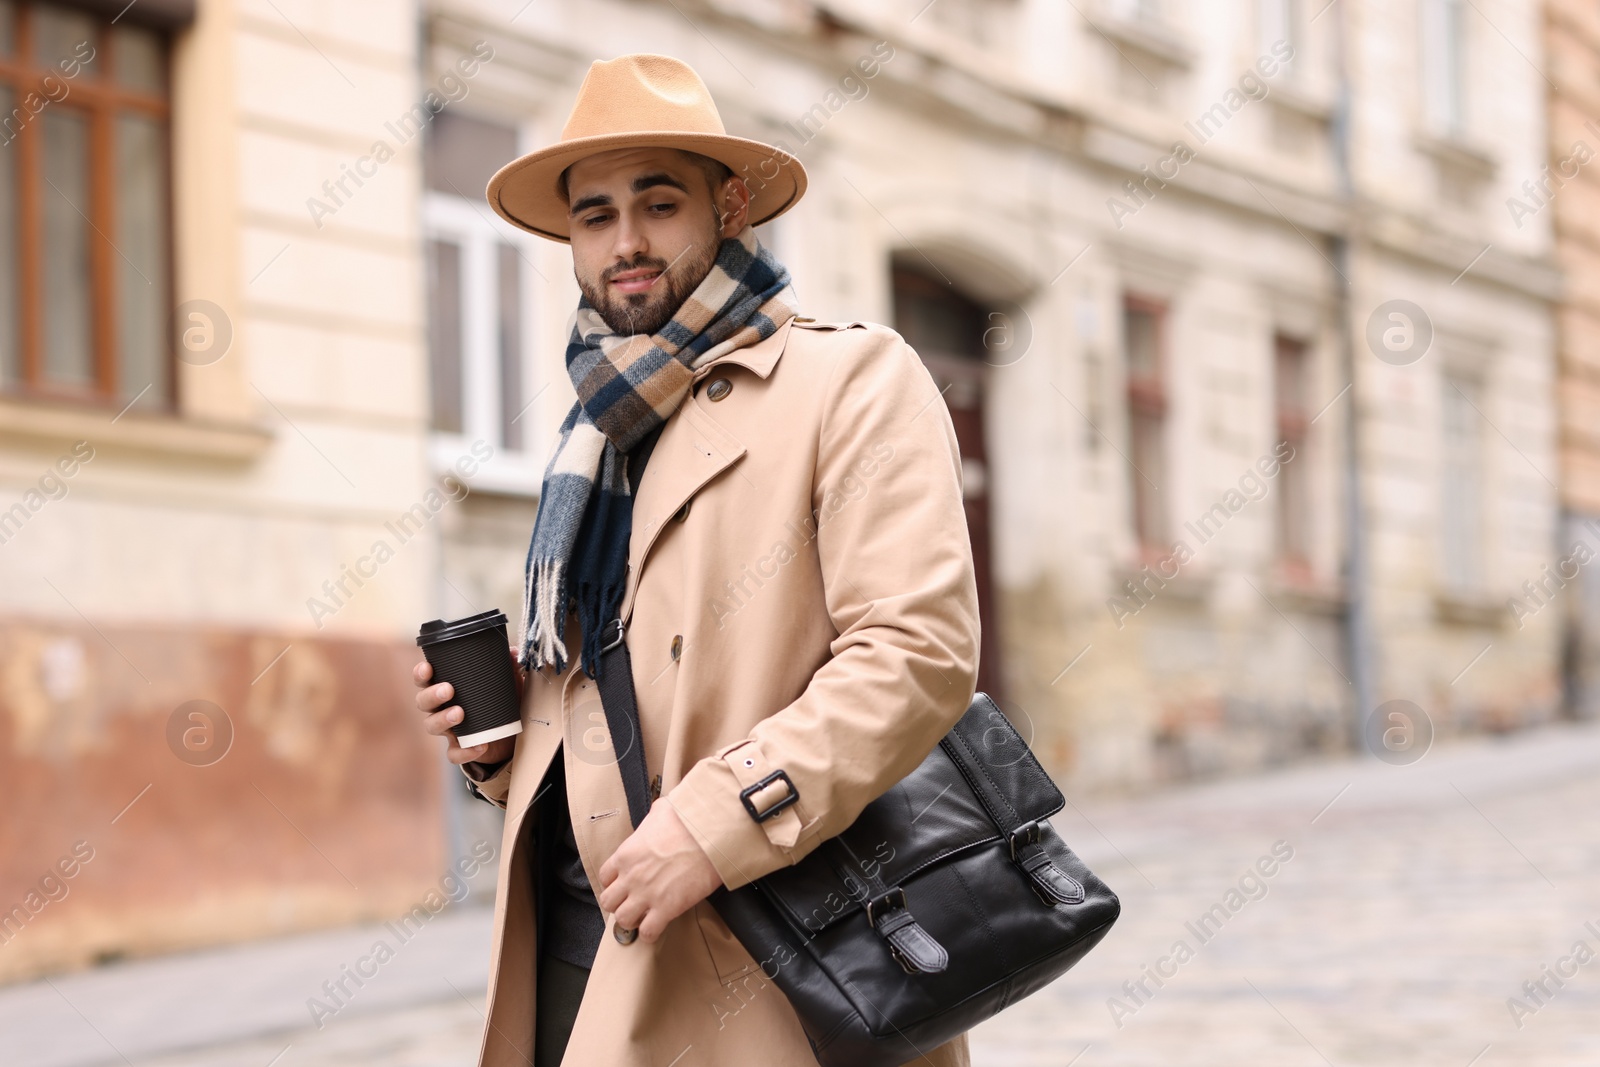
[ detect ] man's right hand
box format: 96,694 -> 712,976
414,650 -> 520,767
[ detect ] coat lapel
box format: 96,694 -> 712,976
617,317 -> 795,623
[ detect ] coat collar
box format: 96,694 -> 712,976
691,313 -> 796,382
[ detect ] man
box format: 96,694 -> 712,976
413,54 -> 979,1066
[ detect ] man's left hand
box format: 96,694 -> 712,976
597,799 -> 723,944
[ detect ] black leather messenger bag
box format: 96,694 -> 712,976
592,618 -> 1121,1067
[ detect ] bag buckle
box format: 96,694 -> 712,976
1007,821 -> 1042,860
738,769 -> 799,823
864,887 -> 908,928
599,618 -> 627,653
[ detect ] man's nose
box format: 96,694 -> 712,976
611,215 -> 648,261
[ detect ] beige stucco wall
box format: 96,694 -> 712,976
0,0 -> 459,981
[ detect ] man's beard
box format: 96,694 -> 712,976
578,238 -> 721,337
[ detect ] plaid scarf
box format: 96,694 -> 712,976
519,227 -> 797,676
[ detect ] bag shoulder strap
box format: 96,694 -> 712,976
595,626 -> 652,829
591,420 -> 666,831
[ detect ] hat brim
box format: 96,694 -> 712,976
486,132 -> 808,243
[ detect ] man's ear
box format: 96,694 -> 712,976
716,176 -> 752,237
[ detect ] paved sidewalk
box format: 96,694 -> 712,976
0,908 -> 494,1067
4,720 -> 1598,1066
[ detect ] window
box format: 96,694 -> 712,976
927,0 -> 1020,49
1274,335 -> 1311,569
1107,0 -> 1163,22
1423,0 -> 1468,137
1123,296 -> 1168,550
1258,0 -> 1298,75
424,111 -> 542,492
1083,352 -> 1105,453
0,2 -> 170,412
1440,370 -> 1484,595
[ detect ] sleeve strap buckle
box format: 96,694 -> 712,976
738,769 -> 799,823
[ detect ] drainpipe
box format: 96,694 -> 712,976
1329,1 -> 1377,750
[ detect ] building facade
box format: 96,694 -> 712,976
0,0 -> 1565,981
0,0 -> 475,982
413,0 -> 1564,787
1543,0 -> 1600,720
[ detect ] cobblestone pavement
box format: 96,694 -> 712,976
6,720 -> 1598,1067
969,720 -> 1600,1067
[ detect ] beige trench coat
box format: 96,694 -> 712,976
464,316 -> 981,1066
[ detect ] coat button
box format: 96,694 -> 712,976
673,500 -> 691,523
670,635 -> 683,661
794,316 -> 816,323
706,378 -> 732,402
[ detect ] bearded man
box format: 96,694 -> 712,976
414,53 -> 978,1067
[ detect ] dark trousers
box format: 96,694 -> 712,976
535,951 -> 590,1067
532,750 -> 591,1067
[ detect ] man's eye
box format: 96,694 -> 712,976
648,202 -> 675,214
583,213 -> 612,228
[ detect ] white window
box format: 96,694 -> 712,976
1439,370 -> 1485,595
423,114 -> 544,494
1258,0 -> 1298,75
1107,0 -> 1162,22
1422,0 -> 1469,137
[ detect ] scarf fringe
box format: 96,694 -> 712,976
519,557 -> 568,673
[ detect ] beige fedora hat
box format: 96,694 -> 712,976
487,53 -> 807,243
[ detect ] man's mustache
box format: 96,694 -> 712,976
602,256 -> 672,283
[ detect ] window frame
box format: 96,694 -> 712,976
422,188 -> 544,496
1272,332 -> 1313,574
1107,0 -> 1164,23
1439,366 -> 1487,596
1422,0 -> 1470,138
0,1 -> 174,410
1257,0 -> 1299,76
1122,293 -> 1169,553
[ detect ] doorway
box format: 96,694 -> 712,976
891,263 -> 1003,701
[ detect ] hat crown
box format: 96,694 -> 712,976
561,54 -> 728,141
486,52 -> 807,242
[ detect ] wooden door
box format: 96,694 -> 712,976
892,266 -> 1003,701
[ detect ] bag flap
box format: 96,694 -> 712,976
753,693 -> 1065,936
939,692 -> 1066,829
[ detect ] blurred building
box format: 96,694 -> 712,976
411,0 -> 1563,786
1544,0 -> 1600,719
0,0 -> 464,982
0,0 -> 1570,980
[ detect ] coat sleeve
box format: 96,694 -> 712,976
663,325 -> 981,890
461,756 -> 514,809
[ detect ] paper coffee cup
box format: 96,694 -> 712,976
416,609 -> 524,749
